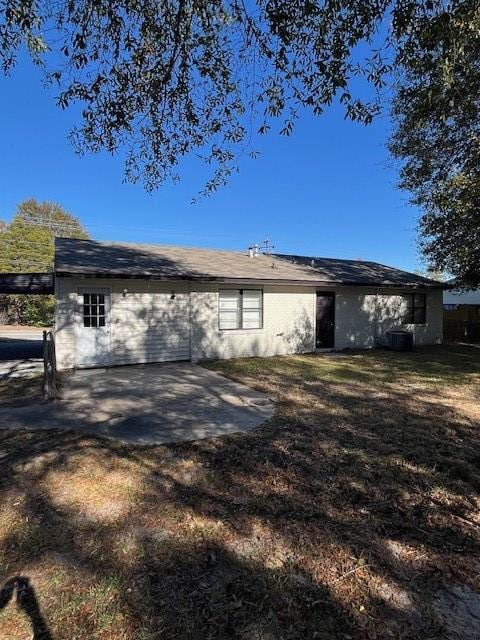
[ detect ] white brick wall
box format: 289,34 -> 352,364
54,278 -> 443,370
190,284 -> 315,361
55,278 -> 190,369
335,287 -> 443,349
54,276 -> 77,370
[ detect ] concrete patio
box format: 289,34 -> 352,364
0,362 -> 274,445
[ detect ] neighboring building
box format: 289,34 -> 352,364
444,285 -> 480,307
53,238 -> 445,370
443,281 -> 480,342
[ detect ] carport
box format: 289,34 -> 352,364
0,272 -> 54,295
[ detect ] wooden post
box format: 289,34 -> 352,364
50,332 -> 57,397
43,330 -> 49,400
43,330 -> 58,400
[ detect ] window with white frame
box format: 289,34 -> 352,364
219,289 -> 263,330
82,292 -> 106,328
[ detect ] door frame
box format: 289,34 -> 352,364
315,291 -> 336,349
75,286 -> 112,367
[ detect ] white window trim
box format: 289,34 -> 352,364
218,289 -> 263,331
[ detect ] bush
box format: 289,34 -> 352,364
0,294 -> 54,326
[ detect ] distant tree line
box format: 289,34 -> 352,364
0,199 -> 88,326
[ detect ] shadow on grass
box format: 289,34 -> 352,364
0,576 -> 52,640
0,373 -> 44,407
0,345 -> 479,638
208,344 -> 480,387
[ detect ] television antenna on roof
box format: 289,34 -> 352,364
260,237 -> 275,254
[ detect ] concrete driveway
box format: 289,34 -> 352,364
0,326 -> 44,378
0,362 -> 274,445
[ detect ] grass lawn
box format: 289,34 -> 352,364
0,375 -> 43,408
1,345 -> 480,639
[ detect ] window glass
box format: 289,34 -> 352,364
219,291 -> 239,310
414,307 -> 425,323
242,290 -> 262,309
242,309 -> 262,329
413,293 -> 426,323
242,290 -> 262,328
82,292 -> 107,329
403,296 -> 414,324
402,293 -> 426,324
219,289 -> 262,329
219,315 -> 239,330
219,290 -> 240,330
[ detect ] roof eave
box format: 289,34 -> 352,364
54,270 -> 445,288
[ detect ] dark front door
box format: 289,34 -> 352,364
316,292 -> 335,348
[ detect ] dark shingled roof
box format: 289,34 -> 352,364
54,238 -> 444,288
276,254 -> 445,288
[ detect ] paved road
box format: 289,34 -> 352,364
0,339 -> 43,361
0,327 -> 44,362
0,327 -> 45,377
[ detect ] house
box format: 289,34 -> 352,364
53,238 -> 445,370
443,280 -> 480,342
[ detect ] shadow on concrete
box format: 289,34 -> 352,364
0,362 -> 274,444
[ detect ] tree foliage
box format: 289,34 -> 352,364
390,1 -> 480,287
0,0 -> 429,193
0,199 -> 88,325
0,1 -> 478,283
0,198 -> 88,272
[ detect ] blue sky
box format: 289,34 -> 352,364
0,54 -> 424,272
